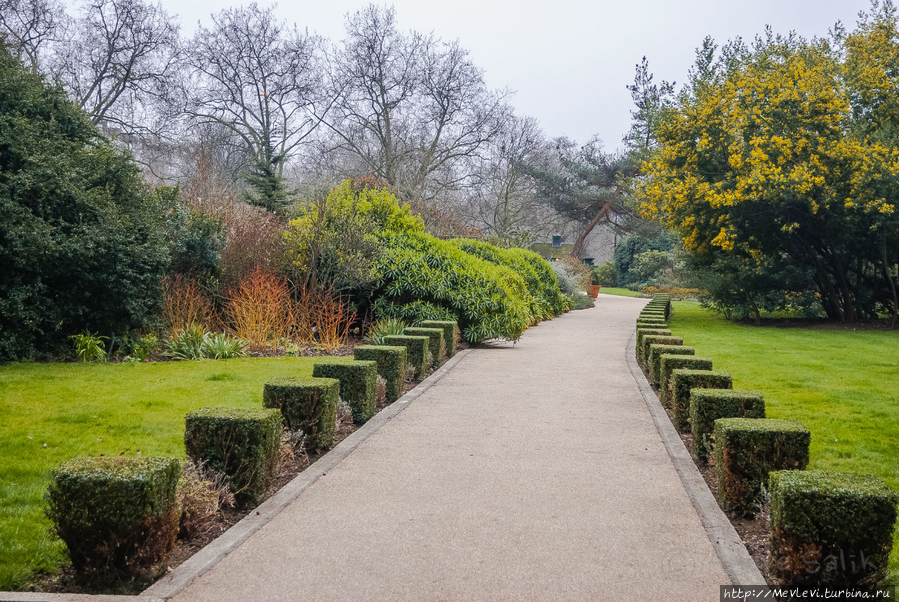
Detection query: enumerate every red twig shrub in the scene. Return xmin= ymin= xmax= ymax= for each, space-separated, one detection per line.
xmin=162 ymin=275 xmax=218 ymax=334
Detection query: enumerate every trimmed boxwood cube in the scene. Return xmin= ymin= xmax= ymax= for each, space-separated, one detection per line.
xmin=354 ymin=345 xmax=407 ymax=403
xmin=649 ymin=344 xmax=694 ymax=387
xmin=383 ymin=335 xmax=430 ymax=379
xmin=263 ymin=377 xmax=338 ymax=451
xmin=636 ymin=328 xmax=671 ymax=361
xmin=46 ymin=456 xmax=181 ymax=577
xmin=690 ymin=389 xmax=764 ymax=461
xmin=403 ymin=327 xmax=444 ymax=367
xmin=419 ymin=320 xmax=459 ymax=357
xmin=715 ymin=418 xmax=810 ymax=517
xmin=313 ymin=359 xmax=378 ymax=424
xmin=641 ymin=335 xmax=683 ymax=367
xmin=184 ymin=407 xmax=281 ymax=504
xmin=659 ymin=355 xmax=713 ymax=408
xmin=670 ymin=369 xmax=732 ymax=432
xmin=769 ymin=470 xmax=898 ymax=588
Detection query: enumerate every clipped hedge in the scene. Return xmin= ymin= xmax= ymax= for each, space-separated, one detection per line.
xmin=383 ymin=334 xmax=430 ymax=380
xmin=353 ymin=345 xmax=407 ymax=403
xmin=636 ymin=328 xmax=672 ymax=360
xmin=670 ymin=369 xmax=732 ymax=432
xmin=659 ymin=356 xmax=713 ymax=409
xmin=184 ymin=407 xmax=281 ymax=504
xmin=403 ymin=327 xmax=444 ymax=367
xmin=649 ymin=344 xmax=694 ymax=387
xmin=641 ymin=335 xmax=683 ymax=366
xmin=715 ymin=418 xmax=810 ymax=517
xmin=312 ymin=359 xmax=378 ymax=424
xmin=419 ymin=320 xmax=459 ymax=357
xmin=690 ymin=389 xmax=765 ymax=461
xmin=769 ymin=470 xmax=898 ymax=588
xmin=263 ymin=377 xmax=338 ymax=451
xmin=637 ymin=319 xmax=668 ymax=329
xmin=46 ymin=456 xmax=181 ymax=578
xmin=374 ymin=231 xmax=532 ymax=342
xmin=450 ymin=238 xmax=568 ymax=319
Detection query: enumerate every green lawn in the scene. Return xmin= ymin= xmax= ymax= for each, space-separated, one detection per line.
xmin=598 ymin=287 xmax=642 ymax=297
xmin=0 ymin=357 xmax=320 ymax=590
xmin=667 ymin=302 xmax=899 ymax=581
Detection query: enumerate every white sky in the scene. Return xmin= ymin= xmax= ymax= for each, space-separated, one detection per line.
xmin=155 ymin=0 xmax=871 ymax=151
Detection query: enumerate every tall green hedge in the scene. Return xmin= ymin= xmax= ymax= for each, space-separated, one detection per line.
xmin=45 ymin=456 xmax=180 ymax=578
xmin=403 ymin=327 xmax=444 ymax=367
xmin=383 ymin=335 xmax=430 ymax=380
xmin=419 ymin=320 xmax=459 ymax=357
xmin=373 ymin=231 xmax=532 ymax=343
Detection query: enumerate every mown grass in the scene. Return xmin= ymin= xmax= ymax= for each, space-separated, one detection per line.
xmin=597 ymin=287 xmax=642 ymax=297
xmin=0 ymin=357 xmax=318 ymax=590
xmin=668 ymin=302 xmax=899 ymax=582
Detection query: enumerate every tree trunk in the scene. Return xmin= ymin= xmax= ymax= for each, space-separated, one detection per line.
xmin=570 ymin=200 xmax=612 ymax=258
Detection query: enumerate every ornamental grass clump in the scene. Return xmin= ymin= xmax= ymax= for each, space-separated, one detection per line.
xmin=419 ymin=320 xmax=459 ymax=357
xmin=671 ymin=370 xmax=732 ymax=432
xmin=649 ymin=344 xmax=694 ymax=387
xmin=45 ymin=456 xmax=181 ymax=580
xmin=184 ymin=407 xmax=281 ymax=504
xmin=690 ymin=389 xmax=765 ymax=461
xmin=769 ymin=470 xmax=898 ymax=589
xmin=403 ymin=327 xmax=444 ymax=367
xmin=353 ymin=345 xmax=407 ymax=403
xmin=383 ymin=335 xmax=430 ymax=380
xmin=312 ymin=359 xmax=378 ymax=424
xmin=263 ymin=377 xmax=338 ymax=451
xmin=715 ymin=418 xmax=810 ymax=517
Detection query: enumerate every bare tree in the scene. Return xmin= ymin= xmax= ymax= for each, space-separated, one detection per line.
xmin=49 ymin=0 xmax=181 ymax=135
xmin=186 ymin=3 xmax=326 ymax=212
xmin=0 ymin=0 xmax=62 ymax=73
xmin=323 ymin=4 xmax=509 ymax=202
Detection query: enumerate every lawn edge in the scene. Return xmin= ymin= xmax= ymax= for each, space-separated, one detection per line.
xmin=0 ymin=349 xmax=473 ymax=602
xmin=624 ymin=328 xmax=766 ymax=587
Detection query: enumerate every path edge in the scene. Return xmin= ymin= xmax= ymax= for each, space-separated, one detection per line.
xmin=624 ymin=330 xmax=766 ymax=587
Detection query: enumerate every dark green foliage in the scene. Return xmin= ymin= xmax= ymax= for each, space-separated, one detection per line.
xmin=419 ymin=320 xmax=459 ymax=357
xmin=45 ymin=456 xmax=180 ymax=578
xmin=184 ymin=407 xmax=281 ymax=504
xmin=571 ymin=294 xmax=595 ymax=310
xmin=769 ymin=470 xmax=898 ymax=588
xmin=715 ymin=418 xmax=810 ymax=517
xmin=614 ymin=231 xmax=676 ymax=287
xmin=383 ymin=335 xmax=430 ymax=380
xmin=159 ymin=186 xmax=225 ymax=278
xmin=636 ymin=328 xmax=672 ymax=361
xmin=636 ymin=320 xmax=668 ymax=330
xmin=263 ymin=377 xmax=338 ymax=451
xmin=649 ymin=344 xmax=693 ymax=388
xmin=353 ymin=345 xmax=407 ymax=403
xmin=450 ymin=239 xmax=568 ymax=318
xmin=592 ymin=261 xmax=617 ymax=286
xmin=641 ymin=335 xmax=683 ymax=367
xmin=671 ymin=370 xmax=732 ymax=432
xmin=374 ymin=231 xmax=532 ymax=343
xmin=690 ymin=389 xmax=765 ymax=461
xmin=659 ymin=356 xmax=714 ymax=413
xmin=403 ymin=327 xmax=444 ymax=367
xmin=312 ymin=360 xmax=377 ymax=424
xmin=0 ymin=47 xmax=169 ymax=361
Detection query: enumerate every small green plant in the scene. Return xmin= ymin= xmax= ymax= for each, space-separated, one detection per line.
xmin=570 ymin=293 xmax=595 ymax=310
xmin=202 ymin=333 xmax=248 ymax=359
xmin=131 ymin=334 xmax=159 ymax=362
xmin=70 ymin=332 xmax=108 ymax=363
xmin=365 ymin=317 xmax=407 ymax=346
xmin=167 ymin=324 xmax=207 ymax=360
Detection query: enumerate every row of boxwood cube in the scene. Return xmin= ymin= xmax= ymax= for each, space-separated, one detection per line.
xmin=636 ymin=296 xmax=897 ymax=589
xmin=46 ymin=322 xmax=459 ymax=580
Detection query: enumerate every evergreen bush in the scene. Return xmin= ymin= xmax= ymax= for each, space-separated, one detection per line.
xmin=353 ymin=345 xmax=407 ymax=403
xmin=690 ymin=389 xmax=765 ymax=461
xmin=312 ymin=359 xmax=378 ymax=424
xmin=670 ymin=370 xmax=732 ymax=431
xmin=419 ymin=320 xmax=459 ymax=357
xmin=263 ymin=377 xmax=338 ymax=451
xmin=403 ymin=327 xmax=444 ymax=367
xmin=383 ymin=335 xmax=430 ymax=380
xmin=649 ymin=344 xmax=694 ymax=387
xmin=659 ymin=356 xmax=714 ymax=409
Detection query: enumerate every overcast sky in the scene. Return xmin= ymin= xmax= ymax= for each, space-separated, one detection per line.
xmin=155 ymin=0 xmax=871 ymax=151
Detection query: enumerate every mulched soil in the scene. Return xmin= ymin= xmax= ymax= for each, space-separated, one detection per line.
xmin=27 ymin=339 xmax=468 ymax=595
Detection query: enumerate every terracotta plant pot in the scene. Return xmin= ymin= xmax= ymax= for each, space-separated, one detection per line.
xmin=588 ymin=285 xmax=601 ymax=298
